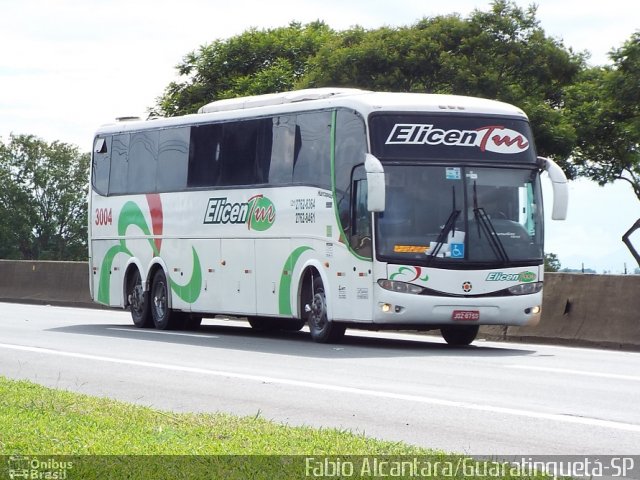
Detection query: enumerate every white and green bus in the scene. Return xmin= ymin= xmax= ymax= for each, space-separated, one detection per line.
xmin=89 ymin=88 xmax=568 ymax=345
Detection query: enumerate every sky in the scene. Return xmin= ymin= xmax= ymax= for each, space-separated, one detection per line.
xmin=1 ymin=0 xmax=639 ymax=273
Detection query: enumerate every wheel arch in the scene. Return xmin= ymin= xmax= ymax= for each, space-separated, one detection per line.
xmin=296 ymin=261 xmax=332 ymax=320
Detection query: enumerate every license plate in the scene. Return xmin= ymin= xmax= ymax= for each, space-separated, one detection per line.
xmin=452 ymin=310 xmax=480 ymax=321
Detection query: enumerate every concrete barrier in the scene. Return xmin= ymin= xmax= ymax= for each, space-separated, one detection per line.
xmin=0 ymin=259 xmax=93 ymax=308
xmin=480 ymin=273 xmax=640 ymax=350
xmin=0 ymin=260 xmax=638 ymax=349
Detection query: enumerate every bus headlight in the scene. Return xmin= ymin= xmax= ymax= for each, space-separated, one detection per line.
xmin=378 ymin=279 xmax=424 ymax=295
xmin=508 ymin=282 xmax=543 ymax=296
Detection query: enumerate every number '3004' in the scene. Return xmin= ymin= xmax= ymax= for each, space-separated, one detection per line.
xmin=95 ymin=208 xmax=113 ymax=226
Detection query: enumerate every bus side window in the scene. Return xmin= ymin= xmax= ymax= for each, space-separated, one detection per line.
xmin=268 ymin=115 xmax=295 ymax=184
xmin=254 ymin=118 xmax=273 ymax=184
xmin=352 ymin=178 xmax=372 ymax=258
xmin=188 ymin=124 xmax=222 ymax=187
xmin=92 ymin=136 xmax=111 ymax=196
xmin=109 ymin=134 xmax=130 ymax=195
xmin=129 ymin=130 xmax=158 ymax=194
xmin=293 ymin=111 xmax=332 ymax=189
xmin=218 ymin=124 xmax=248 ymax=185
xmin=157 ymin=127 xmax=189 ymax=192
xmin=218 ymin=119 xmax=267 ymax=186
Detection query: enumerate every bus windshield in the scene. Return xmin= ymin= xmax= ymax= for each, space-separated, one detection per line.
xmin=375 ymin=165 xmax=544 ymax=267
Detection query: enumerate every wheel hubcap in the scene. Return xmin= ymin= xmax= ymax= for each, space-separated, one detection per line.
xmin=153 ymin=282 xmax=166 ymax=317
xmin=131 ymin=284 xmax=144 ymax=313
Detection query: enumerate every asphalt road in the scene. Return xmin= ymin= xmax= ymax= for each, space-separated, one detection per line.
xmin=1 ymin=302 xmax=639 ymax=455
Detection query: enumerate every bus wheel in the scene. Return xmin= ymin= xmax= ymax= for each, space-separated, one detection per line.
xmin=150 ymin=269 xmax=178 ymax=330
xmin=128 ymin=269 xmax=152 ymax=328
xmin=306 ymin=276 xmax=346 ymax=343
xmin=440 ymin=325 xmax=479 ymax=346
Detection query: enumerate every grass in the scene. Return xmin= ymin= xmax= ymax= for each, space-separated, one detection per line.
xmin=0 ymin=376 xmax=548 ymax=479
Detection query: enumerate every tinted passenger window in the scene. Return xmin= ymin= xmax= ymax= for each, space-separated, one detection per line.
xmin=109 ymin=134 xmax=130 ymax=195
xmin=129 ymin=130 xmax=158 ymax=193
xmin=188 ymin=124 xmax=222 ymax=187
xmin=293 ymin=112 xmax=332 ymax=188
xmin=157 ymin=127 xmax=189 ymax=191
xmin=92 ymin=136 xmax=111 ymax=196
xmin=188 ymin=119 xmax=272 ymax=187
xmin=269 ymin=115 xmax=295 ymax=184
xmin=218 ymin=119 xmax=271 ymax=186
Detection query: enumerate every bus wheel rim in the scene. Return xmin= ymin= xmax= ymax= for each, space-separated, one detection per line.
xmin=132 ymin=283 xmax=144 ymax=314
xmin=310 ymin=292 xmax=327 ymax=329
xmin=153 ymin=281 xmax=167 ymax=318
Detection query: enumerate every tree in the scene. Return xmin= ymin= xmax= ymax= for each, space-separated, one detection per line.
xmin=565 ymin=32 xmax=640 ymax=200
xmin=154 ymin=2 xmax=584 ymax=167
xmin=0 ymin=135 xmax=89 ymax=260
xmin=154 ymin=21 xmax=336 ymax=116
xmin=544 ymin=252 xmax=561 ymax=272
xmin=300 ymin=0 xmax=583 ymax=163
xmin=0 ymin=164 xmax=32 ymax=259
xmin=564 ymin=32 xmax=640 ymax=265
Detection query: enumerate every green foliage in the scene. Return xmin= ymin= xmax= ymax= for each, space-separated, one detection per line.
xmin=149 ymin=2 xmax=636 ymax=200
xmin=565 ymin=32 xmax=640 ymax=200
xmin=0 ymin=135 xmax=89 ymax=260
xmin=155 ymin=1 xmax=583 ymax=168
xmin=154 ymin=21 xmax=335 ymax=116
xmin=301 ymin=0 xmax=582 ymax=163
xmin=543 ymin=252 xmax=561 ymax=272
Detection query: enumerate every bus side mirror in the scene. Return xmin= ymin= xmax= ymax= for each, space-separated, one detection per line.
xmin=540 ymin=156 xmax=568 ymax=220
xmin=365 ymin=154 xmax=385 ymax=212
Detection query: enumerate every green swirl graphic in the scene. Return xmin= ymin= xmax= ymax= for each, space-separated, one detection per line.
xmin=97 ymin=200 xmax=202 ymax=305
xmin=278 ymin=246 xmax=313 ymax=315
xmin=169 ymin=247 xmax=202 ymax=304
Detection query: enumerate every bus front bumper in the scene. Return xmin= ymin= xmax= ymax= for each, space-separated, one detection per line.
xmin=371 ymin=285 xmax=542 ymax=327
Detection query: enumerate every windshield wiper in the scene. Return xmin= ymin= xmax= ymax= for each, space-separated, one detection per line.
xmin=472 ymin=181 xmax=509 ymax=263
xmin=426 ymin=186 xmax=460 ymax=264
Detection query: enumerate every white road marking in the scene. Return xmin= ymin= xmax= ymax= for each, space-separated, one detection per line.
xmin=1 ymin=342 xmax=639 ymax=433
xmin=509 ymin=364 xmax=640 ymax=382
xmin=107 ymin=327 xmax=219 ymax=339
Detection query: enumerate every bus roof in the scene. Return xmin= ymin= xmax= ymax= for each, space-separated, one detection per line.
xmin=197 ymin=87 xmax=368 ymax=113
xmin=95 ymin=89 xmax=528 ymax=136
xmin=198 ymin=88 xmax=527 ymax=117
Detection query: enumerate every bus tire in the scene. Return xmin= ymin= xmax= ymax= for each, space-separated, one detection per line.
xmin=306 ymin=276 xmax=346 ymax=343
xmin=128 ymin=269 xmax=152 ymax=328
xmin=150 ymin=269 xmax=178 ymax=330
xmin=440 ymin=325 xmax=479 ymax=346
